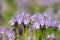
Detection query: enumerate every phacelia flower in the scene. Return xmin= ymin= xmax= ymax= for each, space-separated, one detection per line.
xmin=30 ymin=14 xmax=39 ymax=22
xmin=20 ymin=11 xmax=30 ymax=25
xmin=15 ymin=10 xmax=30 ymax=25
xmin=0 ymin=27 xmax=6 ymax=39
xmin=45 ymin=33 xmax=56 ymax=40
xmin=32 ymin=21 xmax=40 ymax=29
xmin=58 ymin=23 xmax=60 ymax=29
xmin=10 ymin=27 xmax=16 ymax=35
xmin=42 ymin=13 xmax=52 ymax=28
xmin=27 ymin=35 xmax=34 ymax=40
xmin=5 ymin=30 xmax=15 ymax=40
xmin=44 ymin=20 xmax=52 ymax=29
xmin=51 ymin=20 xmax=60 ymax=30
xmin=8 ymin=17 xmax=16 ymax=26
xmin=0 ymin=27 xmax=6 ymax=35
xmin=9 ymin=10 xmax=30 ymax=25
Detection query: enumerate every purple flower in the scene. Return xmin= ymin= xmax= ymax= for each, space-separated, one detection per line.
xmin=38 ymin=14 xmax=45 ymax=26
xmin=43 ymin=13 xmax=52 ymax=28
xmin=45 ymin=33 xmax=56 ymax=40
xmin=51 ymin=20 xmax=59 ymax=28
xmin=43 ymin=13 xmax=52 ymax=21
xmin=58 ymin=23 xmax=60 ymax=29
xmin=27 ymin=35 xmax=34 ymax=40
xmin=15 ymin=11 xmax=31 ymax=25
xmin=0 ymin=27 xmax=6 ymax=34
xmin=8 ymin=17 xmax=16 ymax=26
xmin=9 ymin=11 xmax=30 ymax=25
xmin=21 ymin=12 xmax=30 ymax=25
xmin=32 ymin=21 xmax=40 ymax=29
xmin=40 ymin=19 xmax=45 ymax=26
xmin=30 ymin=14 xmax=39 ymax=21
xmin=5 ymin=30 xmax=15 ymax=40
xmin=29 ymin=25 xmax=35 ymax=33
xmin=44 ymin=19 xmax=52 ymax=29
xmin=30 ymin=14 xmax=40 ymax=24
xmin=10 ymin=27 xmax=16 ymax=34
xmin=16 ymin=15 xmax=23 ymax=24
xmin=0 ymin=27 xmax=6 ymax=39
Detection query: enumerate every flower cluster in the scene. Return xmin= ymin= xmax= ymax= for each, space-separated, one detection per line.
xmin=7 ymin=11 xmax=60 ymax=40
xmin=8 ymin=11 xmax=30 ymax=25
xmin=0 ymin=27 xmax=15 ymax=40
xmin=8 ymin=11 xmax=60 ymax=30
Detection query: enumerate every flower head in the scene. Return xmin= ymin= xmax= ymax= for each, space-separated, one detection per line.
xmin=42 ymin=13 xmax=52 ymax=28
xmin=44 ymin=20 xmax=52 ymax=29
xmin=0 ymin=27 xmax=6 ymax=34
xmin=32 ymin=21 xmax=40 ymax=29
xmin=5 ymin=30 xmax=15 ymax=40
xmin=9 ymin=10 xmax=30 ymax=25
xmin=51 ymin=20 xmax=60 ymax=30
xmin=19 ymin=11 xmax=30 ymax=25
xmin=15 ymin=14 xmax=23 ymax=24
xmin=30 ymin=14 xmax=39 ymax=22
xmin=0 ymin=27 xmax=6 ymax=39
xmin=8 ymin=17 xmax=16 ymax=26
xmin=45 ymin=33 xmax=56 ymax=40
xmin=27 ymin=34 xmax=34 ymax=40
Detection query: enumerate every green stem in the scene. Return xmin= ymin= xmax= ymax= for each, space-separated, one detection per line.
xmin=37 ymin=30 xmax=40 ymax=40
xmin=25 ymin=25 xmax=27 ymax=40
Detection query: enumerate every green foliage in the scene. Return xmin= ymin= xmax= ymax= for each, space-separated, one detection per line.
xmin=28 ymin=3 xmax=47 ymax=13
xmin=1 ymin=0 xmax=16 ymax=26
xmin=53 ymin=3 xmax=60 ymax=13
xmin=5 ymin=0 xmax=14 ymax=5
